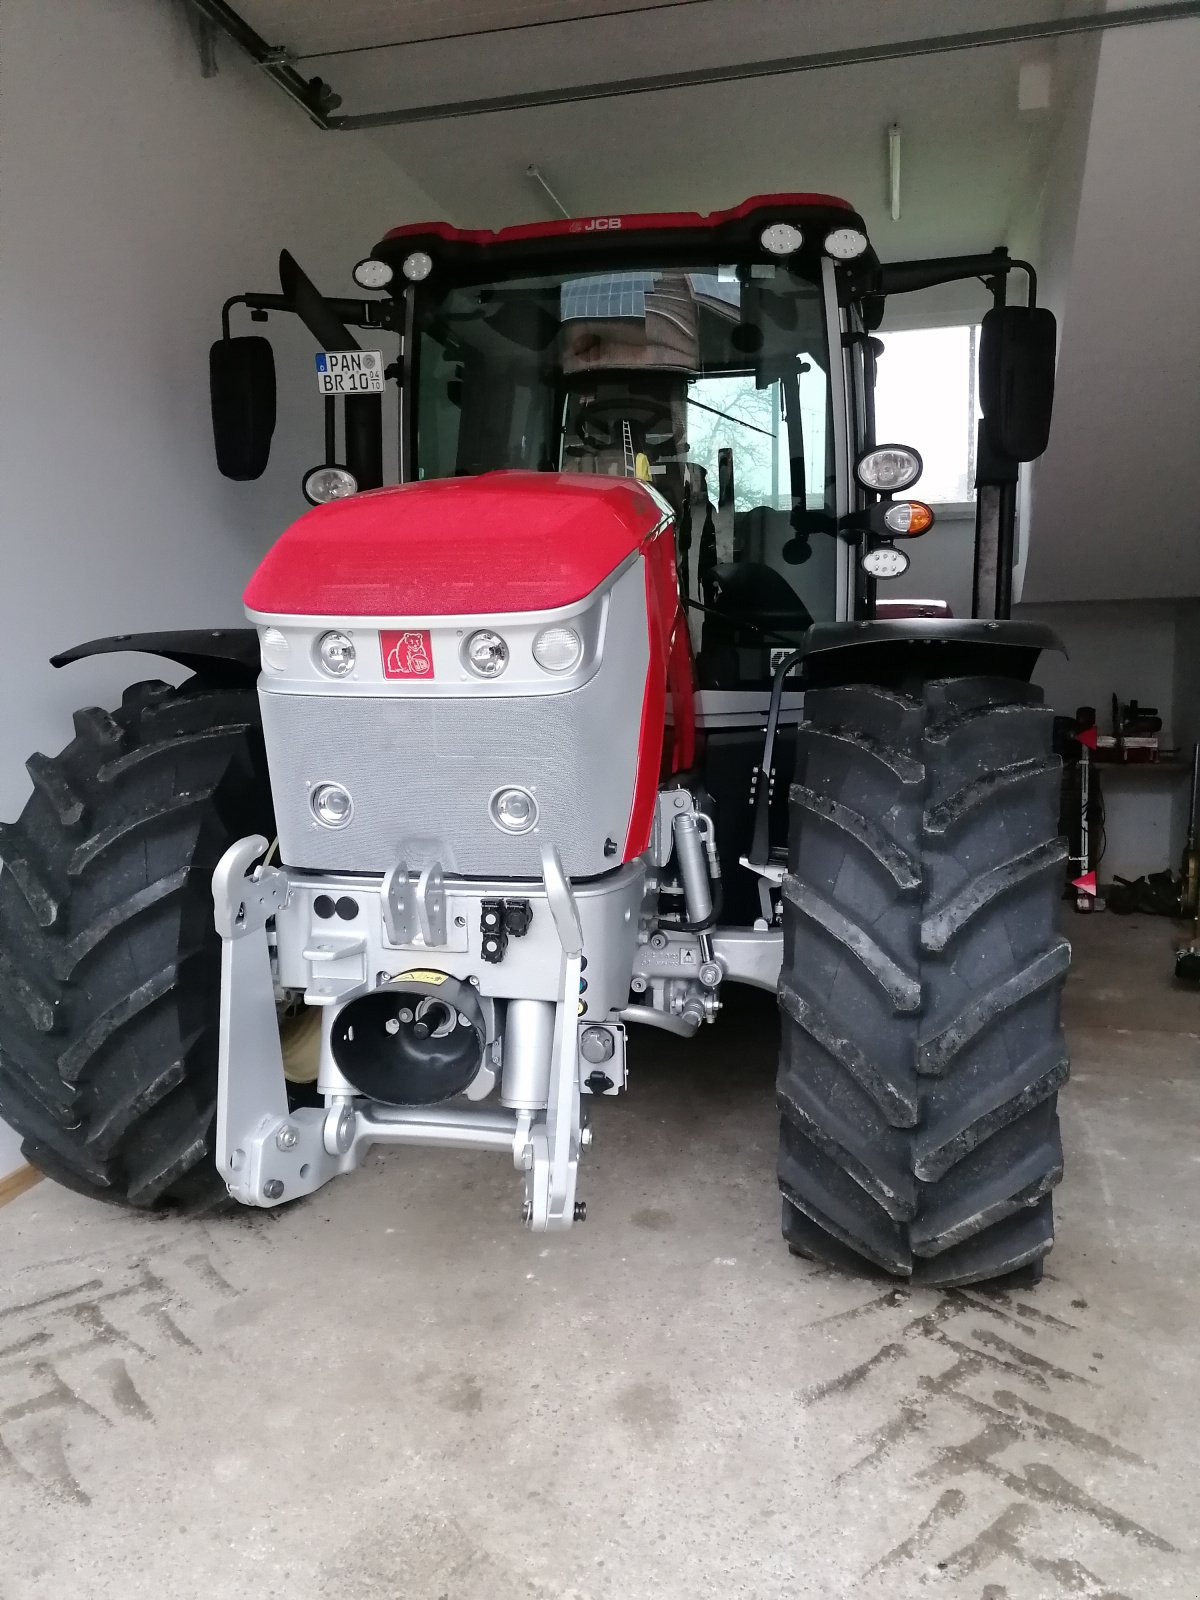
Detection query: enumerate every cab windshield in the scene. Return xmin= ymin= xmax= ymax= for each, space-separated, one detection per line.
xmin=411 ymin=260 xmax=837 ymax=688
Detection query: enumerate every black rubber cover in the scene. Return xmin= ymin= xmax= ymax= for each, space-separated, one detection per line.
xmin=798 ymin=620 xmax=1065 ymax=690
xmin=51 ymin=629 xmax=261 ymax=683
xmin=777 ymin=674 xmax=1069 ymax=1286
xmin=0 ymin=678 xmax=272 ymax=1206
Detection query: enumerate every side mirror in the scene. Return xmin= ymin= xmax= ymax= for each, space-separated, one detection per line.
xmin=209 ymin=335 xmax=276 ymax=480
xmin=979 ymin=305 xmax=1057 ymax=462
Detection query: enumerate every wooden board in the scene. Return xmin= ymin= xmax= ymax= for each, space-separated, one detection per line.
xmin=0 ymin=1164 xmax=42 ymax=1209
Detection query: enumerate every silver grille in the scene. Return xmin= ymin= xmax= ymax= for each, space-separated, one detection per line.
xmin=260 ymin=656 xmax=646 ymax=881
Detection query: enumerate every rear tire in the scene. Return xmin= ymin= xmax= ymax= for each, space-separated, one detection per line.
xmin=777 ymin=675 xmax=1069 ymax=1286
xmin=0 ymin=677 xmax=271 ymax=1208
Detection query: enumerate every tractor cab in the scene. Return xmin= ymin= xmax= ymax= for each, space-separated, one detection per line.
xmin=383 ymin=198 xmax=855 ymax=704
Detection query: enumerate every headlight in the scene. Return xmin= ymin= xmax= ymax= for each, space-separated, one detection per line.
xmin=489 ymin=787 xmax=538 ymax=834
xmin=311 ymin=782 xmax=354 ymax=828
xmin=303 ymin=465 xmax=358 ymax=505
xmin=862 ymin=545 xmax=910 ymax=579
xmin=402 ymin=251 xmax=433 ymax=281
xmin=316 ymin=631 xmax=356 ymax=677
xmin=463 ymin=630 xmax=509 ymax=678
xmin=855 ymin=445 xmax=923 ymax=493
xmin=353 ymin=257 xmax=393 ymax=289
xmin=882 ymin=500 xmax=934 ymax=536
xmin=759 ymin=222 xmax=803 ymax=256
xmin=260 ymin=628 xmax=290 ymax=672
xmin=532 ymin=625 xmax=583 ymax=674
xmin=824 ymin=226 xmax=869 ymax=260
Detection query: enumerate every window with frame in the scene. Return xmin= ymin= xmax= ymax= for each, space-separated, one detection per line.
xmin=872 ymin=325 xmax=981 ymax=505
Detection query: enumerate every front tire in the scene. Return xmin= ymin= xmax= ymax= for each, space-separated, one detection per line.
xmin=777 ymin=675 xmax=1069 ymax=1286
xmin=0 ymin=677 xmax=271 ymax=1207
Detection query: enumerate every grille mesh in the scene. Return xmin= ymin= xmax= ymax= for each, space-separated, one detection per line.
xmin=261 ymin=673 xmax=643 ymax=878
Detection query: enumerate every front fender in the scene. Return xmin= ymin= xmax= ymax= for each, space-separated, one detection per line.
xmin=798 ymin=619 xmax=1064 ymax=688
xmin=51 ymin=628 xmax=260 ymax=684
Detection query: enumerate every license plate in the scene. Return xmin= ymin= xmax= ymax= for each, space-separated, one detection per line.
xmin=315 ymin=350 xmax=384 ymax=394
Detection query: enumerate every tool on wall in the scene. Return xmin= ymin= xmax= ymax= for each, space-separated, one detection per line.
xmin=1066 ymin=707 xmax=1103 ymax=912
xmin=1180 ymin=742 xmax=1200 ymax=919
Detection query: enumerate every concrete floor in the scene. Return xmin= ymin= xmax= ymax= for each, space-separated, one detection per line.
xmin=1 ymin=914 xmax=1198 ymax=1600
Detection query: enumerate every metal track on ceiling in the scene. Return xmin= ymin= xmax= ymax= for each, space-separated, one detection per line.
xmin=184 ymin=0 xmax=1200 ymax=131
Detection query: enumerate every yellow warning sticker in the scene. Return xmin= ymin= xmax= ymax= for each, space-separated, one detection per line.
xmin=392 ymin=969 xmax=448 ymax=984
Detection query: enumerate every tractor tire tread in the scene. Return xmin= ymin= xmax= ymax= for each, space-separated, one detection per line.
xmin=778 ymin=675 xmax=1069 ymax=1286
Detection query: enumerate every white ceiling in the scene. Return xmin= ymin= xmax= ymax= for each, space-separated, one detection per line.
xmin=225 ymin=0 xmax=1110 ymax=256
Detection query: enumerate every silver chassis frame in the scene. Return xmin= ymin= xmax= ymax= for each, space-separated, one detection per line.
xmin=214 ymin=835 xmax=601 ymax=1230
xmin=213 ymin=822 xmax=783 ymax=1229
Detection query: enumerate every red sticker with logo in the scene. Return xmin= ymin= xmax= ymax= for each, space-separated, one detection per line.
xmin=380 ymin=630 xmax=434 ymax=679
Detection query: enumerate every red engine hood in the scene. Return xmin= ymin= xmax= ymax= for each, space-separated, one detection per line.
xmin=244 ymin=473 xmax=667 ymax=618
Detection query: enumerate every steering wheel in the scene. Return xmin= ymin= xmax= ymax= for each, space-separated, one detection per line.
xmin=573 ymin=393 xmax=672 ymax=452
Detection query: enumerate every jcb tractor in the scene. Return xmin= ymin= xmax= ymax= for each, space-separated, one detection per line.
xmin=0 ymin=194 xmax=1069 ymax=1286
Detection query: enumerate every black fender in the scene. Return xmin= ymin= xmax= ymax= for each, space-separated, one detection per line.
xmin=51 ymin=628 xmax=260 ymax=685
xmin=797 ymin=619 xmax=1064 ymax=689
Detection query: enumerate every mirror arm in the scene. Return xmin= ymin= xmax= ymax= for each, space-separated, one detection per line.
xmin=221 ymin=291 xmax=400 ymax=343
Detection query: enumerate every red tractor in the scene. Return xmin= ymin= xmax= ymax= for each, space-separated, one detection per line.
xmin=0 ymin=195 xmax=1069 ymax=1285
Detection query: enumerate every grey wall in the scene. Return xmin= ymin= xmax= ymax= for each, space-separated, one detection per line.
xmin=1021 ymin=15 xmax=1200 ymax=603
xmin=0 ymin=0 xmax=440 ymax=1176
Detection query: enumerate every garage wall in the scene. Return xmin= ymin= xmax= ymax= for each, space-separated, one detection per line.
xmin=1020 ymin=12 xmax=1200 ymax=603
xmin=1018 ymin=599 xmax=1186 ymax=881
xmin=0 ymin=0 xmax=441 ymax=1176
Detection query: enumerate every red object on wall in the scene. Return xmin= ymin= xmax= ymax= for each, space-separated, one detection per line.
xmin=244 ymin=473 xmax=665 ymax=618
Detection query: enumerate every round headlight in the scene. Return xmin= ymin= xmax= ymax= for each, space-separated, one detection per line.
xmin=303 ymin=465 xmax=358 ymax=505
xmin=882 ymin=500 xmax=935 ymax=537
xmin=311 ymin=782 xmax=354 ymax=828
xmin=824 ymin=226 xmax=869 ymax=260
xmin=260 ymin=628 xmax=290 ymax=673
xmin=316 ymin=631 xmax=356 ymax=677
xmin=532 ymin=625 xmax=583 ymax=674
xmin=489 ymin=787 xmax=538 ymax=834
xmin=855 ymin=445 xmax=923 ymax=494
xmin=402 ymin=251 xmax=433 ymax=282
xmin=862 ymin=545 xmax=910 ymax=579
xmin=353 ymin=257 xmax=394 ymax=289
xmin=463 ymin=630 xmax=509 ymax=678
xmin=759 ymin=222 xmax=803 ymax=256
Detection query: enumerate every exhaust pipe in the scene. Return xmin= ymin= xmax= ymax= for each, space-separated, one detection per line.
xmin=330 ymin=974 xmax=485 ymax=1105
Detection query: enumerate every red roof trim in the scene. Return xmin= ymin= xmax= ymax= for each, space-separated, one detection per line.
xmin=383 ymin=192 xmax=853 ymax=246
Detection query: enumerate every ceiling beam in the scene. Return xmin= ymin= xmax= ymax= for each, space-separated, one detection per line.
xmin=190 ymin=0 xmax=1200 ymax=132
xmin=180 ymin=0 xmax=339 ymax=126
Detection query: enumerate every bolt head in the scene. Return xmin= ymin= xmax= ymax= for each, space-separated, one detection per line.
xmin=262 ymin=1178 xmax=285 ymax=1200
xmin=521 ymin=1201 xmax=533 ymax=1222
xmin=275 ymin=1124 xmax=298 ymax=1151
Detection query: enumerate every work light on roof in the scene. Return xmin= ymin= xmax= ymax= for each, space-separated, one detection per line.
xmin=824 ymin=226 xmax=869 ymax=260
xmin=353 ymin=257 xmax=394 ymax=289
xmin=402 ymin=251 xmax=434 ymax=282
xmin=759 ymin=223 xmax=803 ymax=256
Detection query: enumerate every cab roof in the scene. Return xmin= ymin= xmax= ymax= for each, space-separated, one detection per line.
xmin=381 ymin=192 xmax=856 ymax=249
